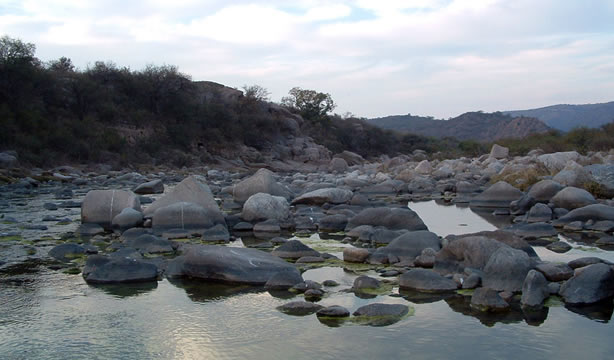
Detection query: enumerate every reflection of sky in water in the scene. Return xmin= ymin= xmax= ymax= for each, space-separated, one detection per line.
xmin=408 ymin=200 xmax=497 ymax=237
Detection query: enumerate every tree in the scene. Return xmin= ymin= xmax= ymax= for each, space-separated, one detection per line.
xmin=48 ymin=57 xmax=75 ymax=73
xmin=242 ymin=84 xmax=270 ymax=102
xmin=281 ymin=87 xmax=335 ymax=121
xmin=0 ymin=35 xmax=37 ymax=66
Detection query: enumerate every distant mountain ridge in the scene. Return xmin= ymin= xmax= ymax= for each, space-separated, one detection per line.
xmin=504 ymin=101 xmax=614 ymax=132
xmin=367 ymin=112 xmax=551 ymax=142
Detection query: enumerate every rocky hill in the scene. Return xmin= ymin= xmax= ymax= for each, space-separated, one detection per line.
xmin=504 ymin=101 xmax=614 ymax=132
xmin=367 ymin=112 xmax=551 ymax=142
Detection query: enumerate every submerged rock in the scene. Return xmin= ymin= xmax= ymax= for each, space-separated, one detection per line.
xmin=352 ymin=303 xmax=410 ymax=326
xmin=277 ymin=301 xmax=324 ymax=316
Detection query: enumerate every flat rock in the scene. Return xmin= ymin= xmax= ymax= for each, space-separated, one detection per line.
xmin=134 ymin=179 xmax=164 ymax=194
xmin=399 ymin=268 xmax=458 ymax=292
xmin=316 ymin=305 xmax=350 ymax=318
xmin=271 ymin=240 xmax=319 ymax=260
xmin=292 ymin=188 xmax=353 ymax=205
xmin=277 ymin=301 xmax=324 ymax=316
xmin=346 ymin=207 xmax=427 ymax=231
xmin=84 ymin=257 xmax=158 ymax=284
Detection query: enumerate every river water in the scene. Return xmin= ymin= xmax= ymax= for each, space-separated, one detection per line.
xmin=1 ymin=197 xmax=614 ymax=359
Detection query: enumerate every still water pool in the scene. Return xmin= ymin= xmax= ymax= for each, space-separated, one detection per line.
xmin=1 ymin=200 xmax=613 ymax=359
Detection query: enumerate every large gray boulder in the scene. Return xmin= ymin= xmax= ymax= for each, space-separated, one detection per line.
xmin=81 ymin=190 xmax=141 ymax=229
xmin=373 ymin=230 xmax=440 ymax=261
xmin=241 ymin=193 xmax=289 ymax=222
xmin=552 ymin=162 xmax=592 ymax=187
xmin=527 ymin=180 xmax=564 ymax=203
xmin=329 ymin=157 xmax=349 ymax=173
xmin=84 ymin=257 xmax=158 ymax=284
xmin=346 ymin=207 xmax=427 ymax=231
xmin=560 ymin=263 xmax=614 ymax=305
xmin=537 ymin=151 xmax=580 ymax=173
xmin=535 ymin=262 xmax=573 ymax=282
xmin=111 ymin=207 xmax=144 ymax=231
xmin=551 ymin=187 xmax=596 ymax=210
xmin=167 ymin=245 xmax=300 ymax=285
xmin=144 ymin=175 xmax=221 ymax=218
xmin=127 ymin=234 xmax=174 ymax=254
xmin=469 ymin=181 xmax=523 ymax=208
xmin=585 ymin=164 xmax=614 ymax=197
xmin=482 ymin=246 xmax=533 ymax=292
xmin=399 ymin=268 xmax=458 ymax=292
xmin=152 ymin=202 xmax=224 ymax=235
xmin=271 ymin=240 xmax=319 ymax=260
xmin=232 ymin=168 xmax=293 ymax=203
xmin=554 ymin=204 xmax=614 ymax=224
xmin=291 ymin=188 xmax=353 ymax=205
xmin=335 ymin=151 xmax=364 ymax=166
xmin=489 ymin=144 xmax=509 ymax=159
xmin=521 ymin=270 xmax=549 ymax=308
xmin=526 ymin=203 xmax=552 ymax=223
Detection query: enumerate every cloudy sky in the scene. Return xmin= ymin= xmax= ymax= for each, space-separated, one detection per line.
xmin=1 ymin=0 xmax=613 ymax=118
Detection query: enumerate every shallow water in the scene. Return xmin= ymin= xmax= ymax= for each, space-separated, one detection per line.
xmin=1 ymin=197 xmax=614 ymax=359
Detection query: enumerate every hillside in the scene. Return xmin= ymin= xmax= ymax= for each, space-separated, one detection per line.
xmin=367 ymin=112 xmax=551 ymax=142
xmin=505 ymin=101 xmax=614 ymax=131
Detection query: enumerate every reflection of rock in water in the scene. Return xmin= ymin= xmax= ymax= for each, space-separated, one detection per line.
xmin=169 ymin=278 xmax=262 ymax=302
xmin=565 ymin=301 xmax=613 ymax=323
xmin=399 ymin=288 xmax=457 ymax=304
xmin=470 ymin=208 xmax=514 ymax=229
xmin=522 ymin=306 xmax=549 ymax=326
xmin=90 ymin=281 xmax=158 ymax=298
xmin=444 ymin=295 xmax=544 ymax=327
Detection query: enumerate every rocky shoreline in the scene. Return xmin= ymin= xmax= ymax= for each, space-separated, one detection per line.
xmin=2 ymin=145 xmax=614 ymax=326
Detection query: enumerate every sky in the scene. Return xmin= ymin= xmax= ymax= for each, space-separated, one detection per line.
xmin=1 ymin=0 xmax=613 ymax=119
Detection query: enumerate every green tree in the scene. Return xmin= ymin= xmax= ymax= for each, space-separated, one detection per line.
xmin=242 ymin=84 xmax=270 ymax=102
xmin=281 ymin=86 xmax=335 ymax=122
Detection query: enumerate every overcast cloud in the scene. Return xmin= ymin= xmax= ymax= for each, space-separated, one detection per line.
xmin=1 ymin=0 xmax=613 ymax=118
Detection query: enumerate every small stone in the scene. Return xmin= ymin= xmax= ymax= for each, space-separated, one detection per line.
xmin=316 ymin=305 xmax=350 ymax=318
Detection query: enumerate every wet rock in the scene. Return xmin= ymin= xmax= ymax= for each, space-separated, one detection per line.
xmin=318 ymin=214 xmax=348 ymax=233
xmin=595 ymin=235 xmax=614 ymax=246
xmin=201 ymin=224 xmax=230 ymax=242
xmin=111 ymin=207 xmax=144 ymax=231
xmin=277 ymin=301 xmax=324 ymax=316
xmin=482 ymin=246 xmax=532 ymax=292
xmin=152 ymin=202 xmax=223 ymax=235
xmin=399 ymin=268 xmax=458 ymax=292
xmin=346 ymin=207 xmax=427 ymax=231
xmin=554 ymin=204 xmax=614 ymax=225
xmin=253 ymin=219 xmax=281 ymax=238
xmin=265 ymin=270 xmax=304 ymax=290
xmin=521 ymin=270 xmax=549 ymax=308
xmin=503 ymin=222 xmax=557 ymax=239
xmin=291 ymin=280 xmax=323 ymax=293
xmin=560 ymin=263 xmax=614 ymax=305
xmin=167 ymin=245 xmax=300 ymax=285
xmin=535 ymin=262 xmax=573 ymax=282
xmin=48 ymin=243 xmax=85 ymax=262
xmin=292 ymin=188 xmax=353 ymax=205
xmin=551 ymin=187 xmax=596 ymax=210
xmin=373 ymin=230 xmax=440 ymax=261
xmin=127 ymin=234 xmax=173 ymax=254
xmin=316 ymin=305 xmax=350 ymax=318
xmin=563 ymin=221 xmax=584 ymax=231
xmin=271 ymin=239 xmax=319 ymax=260
xmin=414 ymin=247 xmax=437 ymax=268
xmin=84 ymin=257 xmax=158 ymax=284
xmin=81 ymin=190 xmax=141 ymax=229
xmin=232 ymin=168 xmax=293 ymax=203
xmin=545 ymin=241 xmax=572 ymax=253
xmin=586 ymin=220 xmax=614 ymax=232
xmin=304 ymin=288 xmax=325 ymax=301
xmin=323 ymin=280 xmax=339 ymax=287
xmin=343 ymin=247 xmax=370 ymax=263
xmin=296 ymin=256 xmax=325 ymax=263
xmin=462 ymin=273 xmax=481 ymax=289
xmin=510 ymin=194 xmax=536 ymax=216
xmin=134 ymin=179 xmax=164 ymax=194
xmin=469 ymin=181 xmax=523 ymax=208
xmin=352 ymin=275 xmax=382 ymax=291
xmin=568 ymin=257 xmax=608 ymax=269
xmin=352 ymin=303 xmax=410 ymax=326
xmin=144 ymin=175 xmax=222 ymax=219
xmin=527 ymin=180 xmax=564 ymax=203
xmin=526 ymin=203 xmax=552 ymax=223
xmin=241 ymin=193 xmax=289 ymax=222
xmin=470 ymin=288 xmax=510 ymax=312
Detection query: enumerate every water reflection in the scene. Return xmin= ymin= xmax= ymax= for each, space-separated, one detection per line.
xmin=90 ymin=281 xmax=158 ymax=298
xmin=169 ymin=278 xmax=263 ymax=303
xmin=565 ymin=301 xmax=613 ymax=323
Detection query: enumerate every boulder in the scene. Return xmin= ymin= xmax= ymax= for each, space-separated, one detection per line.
xmin=329 ymin=157 xmax=349 ymax=173
xmin=133 ymin=179 xmax=164 ymax=194
xmin=84 ymin=257 xmax=158 ymax=284
xmin=521 ymin=270 xmax=549 ymax=308
xmin=526 ymin=203 xmax=552 ymax=223
xmin=127 ymin=234 xmax=174 ymax=254
xmin=545 ymin=241 xmax=572 ymax=253
xmin=271 ymin=240 xmax=320 ymax=260
xmin=201 ymin=224 xmax=230 ymax=242
xmin=111 ymin=207 xmax=144 ymax=231
xmin=560 ymin=263 xmax=614 ymax=305
xmin=470 ymin=288 xmax=510 ymax=312
xmin=568 ymin=257 xmax=607 ymax=269
xmin=554 ymin=204 xmax=614 ymax=224
xmin=144 ymin=175 xmax=221 ymax=218
xmin=527 ymin=180 xmax=564 ymax=203
xmin=346 ymin=207 xmax=427 ymax=231
xmin=489 ymin=144 xmax=509 ymax=159
xmin=81 ymin=190 xmax=141 ymax=229
xmin=469 ymin=181 xmax=523 ymax=208
xmin=232 ymin=168 xmax=293 ymax=203
xmin=482 ymin=246 xmax=533 ymax=292
xmin=399 ymin=268 xmax=458 ymax=292
xmin=537 ymin=151 xmax=580 ymax=173
xmin=503 ymin=222 xmax=557 ymax=239
xmin=343 ymin=248 xmax=370 ymax=263
xmin=48 ymin=243 xmax=85 ymax=262
xmin=265 ymin=270 xmax=304 ymax=290
xmin=277 ymin=301 xmax=324 ymax=316
xmin=318 ymin=214 xmax=348 ymax=232
xmin=585 ymin=164 xmax=614 ymax=196
xmin=353 ymin=275 xmax=382 ymax=292
xmin=510 ymin=194 xmax=536 ymax=215
xmin=152 ymin=202 xmax=224 ymax=235
xmin=352 ymin=303 xmax=410 ymax=326
xmin=291 ymin=188 xmax=353 ymax=205
xmin=167 ymin=245 xmax=300 ymax=285
xmin=373 ymin=230 xmax=440 ymax=261
xmin=414 ymin=160 xmax=433 ymax=175
xmin=335 ymin=150 xmax=365 ymax=166
xmin=241 ymin=193 xmax=289 ymax=222
xmin=535 ymin=262 xmax=573 ymax=282
xmin=316 ymin=306 xmax=350 ymax=318
xmin=551 ymin=187 xmax=596 ymax=210
xmin=552 ymin=162 xmax=592 ymax=187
